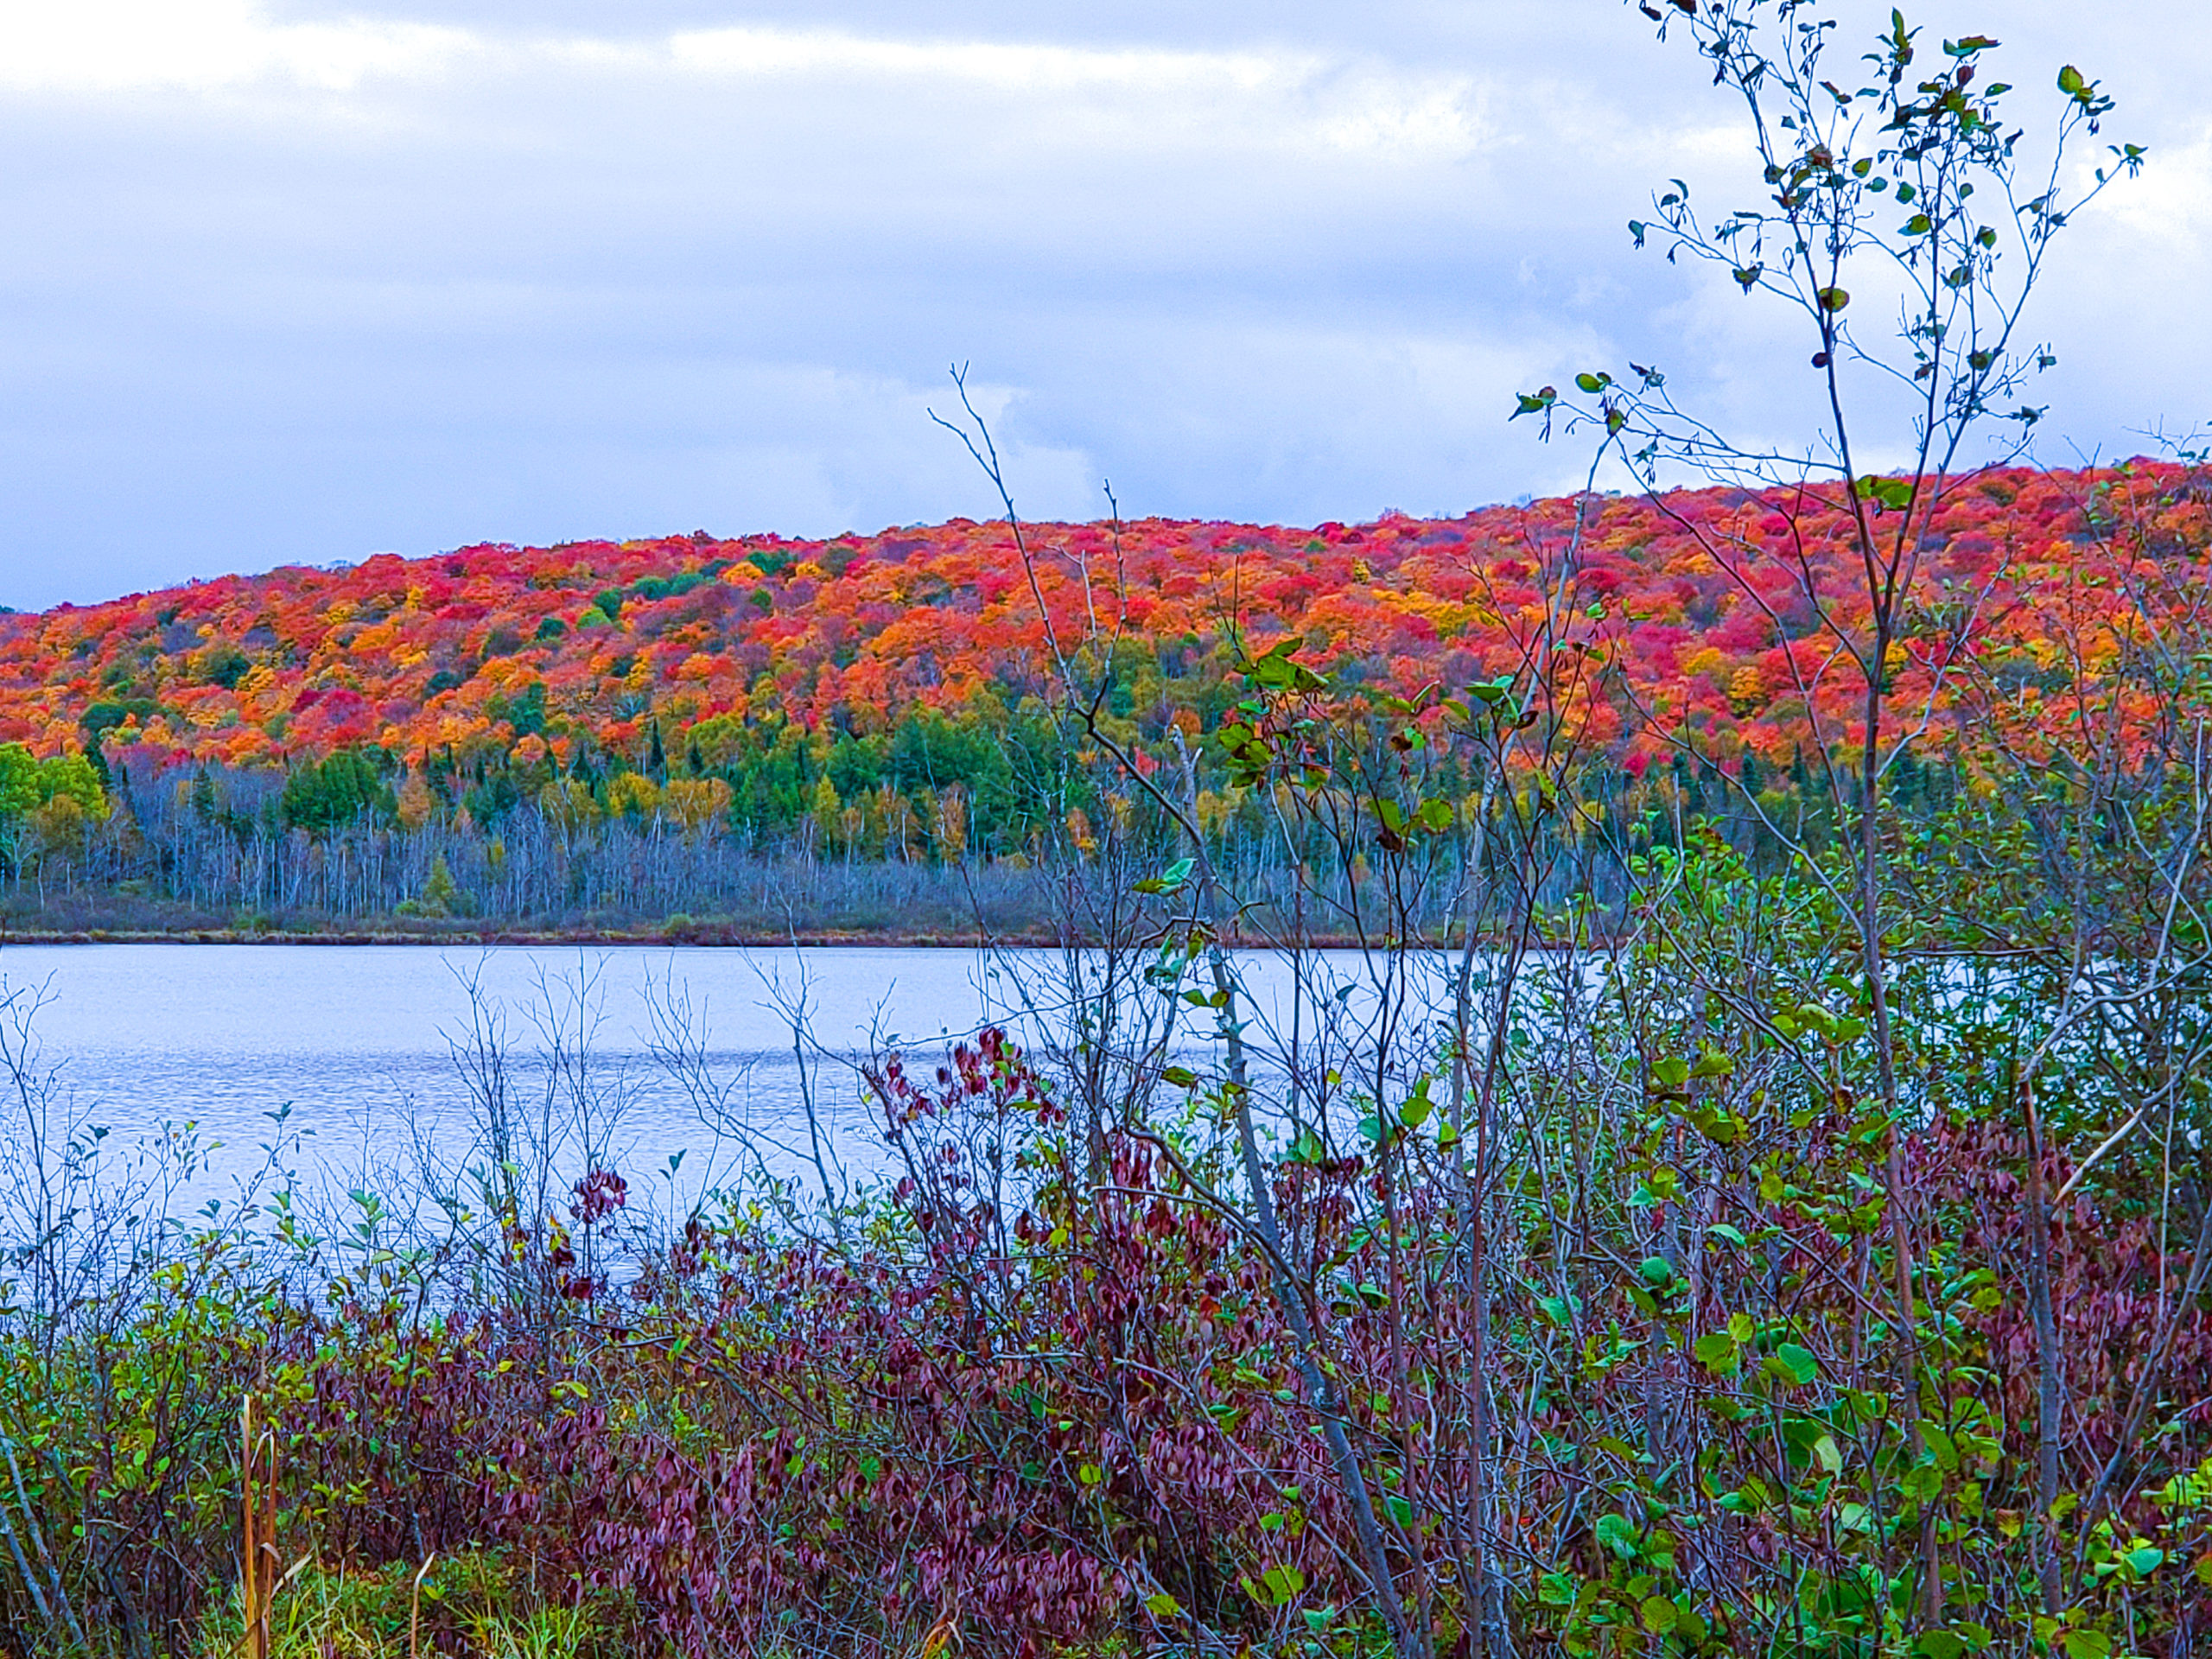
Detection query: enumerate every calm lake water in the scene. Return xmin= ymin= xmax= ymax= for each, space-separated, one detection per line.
xmin=0 ymin=943 xmax=1446 ymax=1220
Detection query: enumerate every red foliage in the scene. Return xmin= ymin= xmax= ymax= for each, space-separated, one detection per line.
xmin=4 ymin=463 xmax=2201 ymax=776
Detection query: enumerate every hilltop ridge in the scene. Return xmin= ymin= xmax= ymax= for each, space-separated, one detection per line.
xmin=3 ymin=461 xmax=2196 ymax=786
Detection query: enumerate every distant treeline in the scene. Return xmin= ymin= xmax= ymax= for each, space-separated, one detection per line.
xmin=0 ymin=703 xmax=1945 ymax=937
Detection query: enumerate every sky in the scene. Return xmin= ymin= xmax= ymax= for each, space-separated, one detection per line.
xmin=0 ymin=0 xmax=2204 ymax=610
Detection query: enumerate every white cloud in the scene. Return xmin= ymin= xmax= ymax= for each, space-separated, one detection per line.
xmin=0 ymin=3 xmax=1497 ymax=164
xmin=0 ymin=0 xmax=470 ymax=92
xmin=0 ymin=0 xmax=2202 ymax=610
xmin=2094 ymin=119 xmax=2212 ymax=248
xmin=662 ymin=27 xmax=1290 ymax=94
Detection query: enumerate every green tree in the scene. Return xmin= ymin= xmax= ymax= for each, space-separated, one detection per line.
xmin=420 ymin=853 xmax=460 ymax=915
xmin=0 ymin=744 xmax=41 ymax=819
xmin=280 ymin=751 xmax=397 ymax=836
xmin=0 ymin=745 xmax=108 ymax=822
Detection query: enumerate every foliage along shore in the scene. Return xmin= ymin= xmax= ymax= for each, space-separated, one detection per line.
xmin=0 ymin=458 xmax=2201 ymax=938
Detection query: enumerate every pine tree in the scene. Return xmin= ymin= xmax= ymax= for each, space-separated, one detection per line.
xmin=421 ymin=853 xmax=459 ymax=916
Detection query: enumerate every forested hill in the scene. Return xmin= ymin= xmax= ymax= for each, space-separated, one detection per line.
xmin=0 ymin=460 xmax=2202 ymax=796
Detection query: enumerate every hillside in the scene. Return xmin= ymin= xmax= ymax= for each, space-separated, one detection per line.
xmin=1 ymin=461 xmax=2198 ymax=793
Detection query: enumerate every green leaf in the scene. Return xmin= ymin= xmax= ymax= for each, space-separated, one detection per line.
xmin=1574 ymin=371 xmax=1608 ymax=393
xmin=1816 ymin=285 xmax=1850 ymax=312
xmin=1145 ymin=1592 xmax=1182 ymax=1618
xmin=1639 ymin=1256 xmax=1676 ymax=1288
xmin=2057 ymin=65 xmax=2086 ymax=97
xmin=2061 ymin=1631 xmax=2111 ymax=1659
xmin=1693 ymin=1331 xmax=1740 ymax=1374
xmin=1639 ymin=1596 xmax=1679 ymax=1635
xmin=1775 ymin=1343 xmax=1820 ymax=1386
xmin=1159 ymin=1065 xmax=1198 ymax=1089
xmin=1399 ymin=1093 xmax=1433 ymax=1130
xmin=1385 ymin=1492 xmax=1416 ymax=1528
xmin=1651 ymin=1055 xmax=1690 ymax=1088
xmin=1707 ymin=1223 xmax=1748 ymax=1249
xmin=1915 ymin=1635 xmax=1967 ymax=1659
xmin=1594 ymin=1513 xmax=1639 ymax=1560
xmin=1690 ymin=1049 xmax=1734 ymax=1078
xmin=1921 ymin=1421 xmax=1960 ymax=1472
xmin=1853 ymin=474 xmax=1914 ymax=512
xmin=2126 ymin=1545 xmax=2165 ymax=1575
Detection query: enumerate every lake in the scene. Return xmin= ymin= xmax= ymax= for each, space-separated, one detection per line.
xmin=0 ymin=942 xmax=1465 ymax=1223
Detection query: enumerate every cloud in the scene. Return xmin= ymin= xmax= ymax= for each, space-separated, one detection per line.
xmin=0 ymin=3 xmax=1496 ymax=164
xmin=0 ymin=0 xmax=471 ymax=93
xmin=0 ymin=0 xmax=2203 ymax=610
xmin=2095 ymin=118 xmax=2212 ymax=249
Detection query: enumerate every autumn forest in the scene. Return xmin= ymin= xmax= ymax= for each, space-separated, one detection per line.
xmin=0 ymin=459 xmax=2197 ymax=938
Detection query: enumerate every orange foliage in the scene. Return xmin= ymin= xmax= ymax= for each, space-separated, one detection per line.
xmin=4 ymin=463 xmax=2200 ymax=775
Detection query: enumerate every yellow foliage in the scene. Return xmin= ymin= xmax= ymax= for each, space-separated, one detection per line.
xmin=873 ymin=782 xmax=918 ymax=859
xmin=395 ymin=771 xmax=436 ymax=831
xmin=809 ymin=773 xmax=842 ymax=847
xmin=661 ymin=778 xmax=732 ymax=833
xmin=1728 ymin=665 xmax=1767 ymax=712
xmin=929 ymin=785 xmax=968 ymax=861
xmin=538 ymin=778 xmax=601 ymax=831
xmin=1194 ymin=788 xmax=1238 ymax=841
xmin=683 ymin=714 xmax=748 ymax=770
xmin=606 ymin=772 xmax=662 ymax=820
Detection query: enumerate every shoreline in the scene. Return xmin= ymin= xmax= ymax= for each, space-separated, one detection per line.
xmin=0 ymin=925 xmax=1042 ymax=948
xmin=0 ymin=923 xmax=1510 ymax=950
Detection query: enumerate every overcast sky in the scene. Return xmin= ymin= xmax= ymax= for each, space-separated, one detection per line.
xmin=0 ymin=0 xmax=2203 ymax=609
